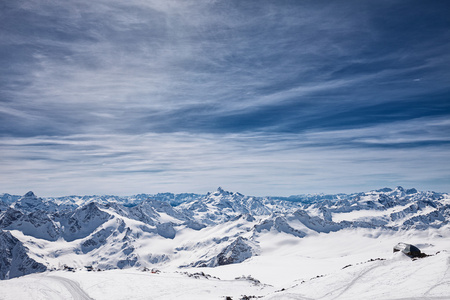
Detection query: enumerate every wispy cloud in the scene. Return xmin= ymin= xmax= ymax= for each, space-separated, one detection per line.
xmin=1 ymin=0 xmax=449 ymax=195
xmin=1 ymin=116 xmax=449 ymax=196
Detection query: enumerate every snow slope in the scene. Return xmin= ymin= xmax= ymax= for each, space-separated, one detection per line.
xmin=263 ymin=250 xmax=450 ymax=300
xmin=0 ymin=269 xmax=273 ymax=300
xmin=0 ymin=227 xmax=448 ymax=299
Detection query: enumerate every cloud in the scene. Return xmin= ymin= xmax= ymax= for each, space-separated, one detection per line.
xmin=1 ymin=0 xmax=450 ymax=195
xmin=1 ymin=115 xmax=449 ymax=196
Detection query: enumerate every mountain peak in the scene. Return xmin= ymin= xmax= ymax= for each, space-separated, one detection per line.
xmin=212 ymin=187 xmax=231 ymax=196
xmin=13 ymin=191 xmax=47 ymax=212
xmin=406 ymin=188 xmax=418 ymax=194
xmin=24 ymin=191 xmax=36 ymax=198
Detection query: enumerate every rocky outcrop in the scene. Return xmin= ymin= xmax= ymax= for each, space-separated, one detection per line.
xmin=217 ymin=237 xmax=255 ymax=266
xmin=0 ymin=230 xmax=46 ymax=280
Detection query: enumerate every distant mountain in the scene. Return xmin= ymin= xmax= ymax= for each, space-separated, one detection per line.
xmin=0 ymin=187 xmax=449 ymax=279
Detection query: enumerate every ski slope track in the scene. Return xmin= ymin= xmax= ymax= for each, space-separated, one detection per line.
xmin=46 ymin=276 xmax=94 ymax=300
xmin=0 ymin=187 xmax=449 ymax=299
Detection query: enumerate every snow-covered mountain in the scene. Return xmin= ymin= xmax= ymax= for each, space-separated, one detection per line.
xmin=0 ymin=186 xmax=449 ymax=285
xmin=0 ymin=230 xmax=46 ymax=280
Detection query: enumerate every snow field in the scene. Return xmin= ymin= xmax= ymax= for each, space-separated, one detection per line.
xmin=1 ymin=227 xmax=449 ymax=299
xmin=0 ymin=269 xmax=272 ymax=300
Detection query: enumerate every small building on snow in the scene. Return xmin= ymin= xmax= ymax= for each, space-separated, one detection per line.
xmin=393 ymin=242 xmax=422 ymax=258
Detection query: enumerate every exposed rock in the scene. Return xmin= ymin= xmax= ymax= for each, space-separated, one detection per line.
xmin=0 ymin=230 xmax=46 ymax=280
xmin=393 ymin=242 xmax=424 ymax=258
xmin=217 ymin=237 xmax=255 ymax=266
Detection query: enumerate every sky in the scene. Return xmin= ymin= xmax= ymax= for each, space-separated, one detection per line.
xmin=1 ymin=0 xmax=450 ymax=197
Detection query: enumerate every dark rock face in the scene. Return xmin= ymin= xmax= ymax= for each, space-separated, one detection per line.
xmin=156 ymin=222 xmax=176 ymax=239
xmin=217 ymin=237 xmax=254 ymax=266
xmin=183 ymin=236 xmax=255 ymax=268
xmin=0 ymin=230 xmax=47 ymax=280
xmin=393 ymin=242 xmax=423 ymax=258
xmin=0 ymin=208 xmax=23 ymax=228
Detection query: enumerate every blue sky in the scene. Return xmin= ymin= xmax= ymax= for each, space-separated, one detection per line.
xmin=1 ymin=0 xmax=449 ymax=196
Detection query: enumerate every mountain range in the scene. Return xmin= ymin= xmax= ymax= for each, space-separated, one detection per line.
xmin=1 ymin=186 xmax=449 ymax=281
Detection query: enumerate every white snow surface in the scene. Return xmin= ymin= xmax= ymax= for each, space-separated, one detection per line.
xmin=1 ymin=187 xmax=450 ymax=299
xmin=1 ymin=228 xmax=449 ymax=299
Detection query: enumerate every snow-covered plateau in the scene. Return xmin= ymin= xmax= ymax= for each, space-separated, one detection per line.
xmin=0 ymin=187 xmax=449 ymax=299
